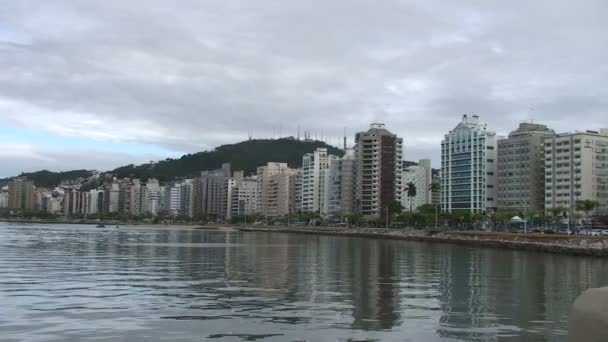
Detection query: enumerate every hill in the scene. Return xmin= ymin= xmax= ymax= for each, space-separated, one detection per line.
xmin=2 ymin=138 xmax=437 ymax=187
xmin=1 ymin=170 xmax=93 ymax=189
xmin=111 ymin=138 xmax=345 ymax=181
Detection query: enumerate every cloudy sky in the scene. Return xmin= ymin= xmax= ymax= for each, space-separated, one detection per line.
xmin=1 ymin=0 xmax=607 ymax=177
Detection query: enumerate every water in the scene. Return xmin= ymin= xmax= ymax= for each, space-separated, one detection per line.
xmin=1 ymin=223 xmax=607 ymax=341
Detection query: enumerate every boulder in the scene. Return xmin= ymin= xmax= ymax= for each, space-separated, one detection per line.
xmin=569 ymin=287 xmax=608 ymax=341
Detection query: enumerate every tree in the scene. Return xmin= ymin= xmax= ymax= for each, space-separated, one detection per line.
xmin=549 ymin=206 xmax=567 ymax=224
xmin=576 ymin=200 xmax=600 ymax=226
xmin=405 ymin=182 xmax=417 ymax=213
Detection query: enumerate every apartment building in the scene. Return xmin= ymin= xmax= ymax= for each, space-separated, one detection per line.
xmin=323 ymin=148 xmax=356 ymax=217
xmin=497 ymin=123 xmax=555 ymax=211
xmin=354 ymin=123 xmax=403 ymax=219
xmin=301 ymin=148 xmax=337 ymax=213
xmin=441 ymin=115 xmax=497 ymax=213
xmin=544 ymin=129 xmax=608 ymax=216
xmin=402 ymin=159 xmax=432 ymax=212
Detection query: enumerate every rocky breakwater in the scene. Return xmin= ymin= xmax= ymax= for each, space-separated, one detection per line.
xmin=238 ymin=226 xmax=608 ymax=257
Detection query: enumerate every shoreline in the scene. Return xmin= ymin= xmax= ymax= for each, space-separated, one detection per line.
xmin=233 ymin=225 xmax=608 ymax=257
xmin=3 ymin=219 xmax=607 ymax=257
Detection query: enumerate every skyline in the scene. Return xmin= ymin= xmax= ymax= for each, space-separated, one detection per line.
xmin=2 ymin=1 xmax=608 ymax=177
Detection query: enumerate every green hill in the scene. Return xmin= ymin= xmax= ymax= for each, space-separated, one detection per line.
xmin=1 ymin=170 xmax=93 ymax=189
xmin=111 ymin=138 xmax=344 ymax=181
xmin=3 ymin=138 xmax=437 ymax=187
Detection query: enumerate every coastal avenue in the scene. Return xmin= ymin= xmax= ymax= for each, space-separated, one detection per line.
xmin=1 ymin=222 xmax=607 ymax=341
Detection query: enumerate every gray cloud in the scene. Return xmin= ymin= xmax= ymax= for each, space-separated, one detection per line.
xmin=1 ymin=0 xmax=607 ymax=174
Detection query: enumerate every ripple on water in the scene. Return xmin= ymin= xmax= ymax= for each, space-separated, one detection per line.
xmin=1 ymin=223 xmax=606 ymax=342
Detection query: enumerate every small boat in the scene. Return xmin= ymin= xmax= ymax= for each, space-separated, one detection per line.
xmin=96 ymin=224 xmax=106 ymax=228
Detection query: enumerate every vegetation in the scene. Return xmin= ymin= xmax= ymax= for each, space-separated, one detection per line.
xmin=404 ymin=182 xmax=417 ymax=213
xmin=111 ymin=138 xmax=344 ymax=181
xmin=0 ymin=170 xmax=92 ymax=188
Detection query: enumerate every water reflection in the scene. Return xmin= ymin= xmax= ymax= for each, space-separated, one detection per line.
xmin=0 ymin=223 xmax=607 ymax=341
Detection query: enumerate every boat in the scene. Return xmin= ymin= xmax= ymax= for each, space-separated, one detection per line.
xmin=96 ymin=224 xmax=106 ymax=228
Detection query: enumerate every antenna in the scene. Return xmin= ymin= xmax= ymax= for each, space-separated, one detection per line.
xmin=343 ymin=126 xmax=347 ymax=150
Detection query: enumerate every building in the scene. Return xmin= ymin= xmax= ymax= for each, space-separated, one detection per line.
xmin=194 ymin=163 xmax=232 ymax=219
xmin=497 ymin=123 xmax=555 ymax=212
xmin=323 ymin=148 xmax=356 ymax=217
xmin=544 ymin=129 xmax=608 ymax=217
xmin=354 ymin=123 xmax=403 ymax=219
xmin=103 ymin=181 xmax=120 ymax=213
xmin=0 ymin=190 xmax=8 ymax=208
xmin=62 ymin=188 xmax=82 ymax=216
xmin=237 ymin=176 xmax=258 ymax=216
xmin=301 ymin=148 xmax=337 ymax=213
xmin=402 ymin=159 xmax=432 ymax=212
xmin=165 ymin=182 xmax=182 ymax=216
xmin=8 ymin=178 xmax=36 ymax=211
xmin=142 ymin=179 xmax=163 ymax=216
xmin=257 ymin=162 xmax=301 ymax=217
xmin=441 ymin=115 xmax=497 ymax=213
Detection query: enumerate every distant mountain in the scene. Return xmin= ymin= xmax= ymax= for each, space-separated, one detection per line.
xmin=111 ymin=138 xmax=345 ymax=181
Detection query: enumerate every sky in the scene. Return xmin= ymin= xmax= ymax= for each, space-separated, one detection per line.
xmin=1 ymin=0 xmax=607 ymax=178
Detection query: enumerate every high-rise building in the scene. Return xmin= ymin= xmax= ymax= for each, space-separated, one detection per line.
xmin=544 ymin=129 xmax=608 ymax=216
xmin=323 ymin=148 xmax=356 ymax=217
xmin=0 ymin=191 xmax=9 ymax=209
xmin=301 ymin=148 xmax=337 ymax=213
xmin=103 ymin=181 xmax=120 ymax=213
xmin=497 ymin=123 xmax=555 ymax=211
xmin=402 ymin=159 xmax=432 ymax=212
xmin=180 ymin=179 xmax=195 ymax=218
xmin=8 ymin=178 xmax=36 ymax=211
xmin=237 ymin=176 xmax=258 ymax=216
xmin=194 ymin=163 xmax=232 ymax=219
xmin=441 ymin=115 xmax=497 ymax=213
xmin=257 ymin=162 xmax=301 ymax=217
xmin=142 ymin=179 xmax=163 ymax=216
xmin=62 ymin=188 xmax=81 ymax=216
xmin=354 ymin=123 xmax=403 ymax=219
xmin=165 ymin=182 xmax=182 ymax=216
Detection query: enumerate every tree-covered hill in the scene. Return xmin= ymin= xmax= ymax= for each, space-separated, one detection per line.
xmin=1 ymin=170 xmax=93 ymax=189
xmin=111 ymin=138 xmax=344 ymax=181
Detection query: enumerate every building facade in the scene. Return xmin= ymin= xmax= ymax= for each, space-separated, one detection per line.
xmin=8 ymin=178 xmax=36 ymax=211
xmin=441 ymin=115 xmax=497 ymax=213
xmin=544 ymin=129 xmax=608 ymax=216
xmin=0 ymin=191 xmax=8 ymax=209
xmin=354 ymin=124 xmax=403 ymax=219
xmin=257 ymin=162 xmax=301 ymax=217
xmin=194 ymin=163 xmax=232 ymax=219
xmin=301 ymin=148 xmax=336 ymax=213
xmin=402 ymin=159 xmax=432 ymax=212
xmin=323 ymin=148 xmax=356 ymax=217
xmin=497 ymin=123 xmax=555 ymax=212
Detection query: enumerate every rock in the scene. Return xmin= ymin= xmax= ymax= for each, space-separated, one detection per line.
xmin=569 ymin=287 xmax=608 ymax=341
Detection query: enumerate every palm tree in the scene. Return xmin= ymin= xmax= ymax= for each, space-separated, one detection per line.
xmin=405 ymin=182 xmax=417 ymax=213
xmin=428 ymin=182 xmax=440 ymax=229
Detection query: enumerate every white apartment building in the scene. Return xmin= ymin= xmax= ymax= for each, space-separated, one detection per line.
xmin=301 ymin=148 xmax=337 ymax=213
xmin=402 ymin=159 xmax=432 ymax=212
xmin=0 ymin=191 xmax=8 ymax=208
xmin=166 ymin=183 xmax=182 ymax=216
xmin=544 ymin=129 xmax=608 ymax=216
xmin=233 ymin=176 xmax=258 ymax=217
xmin=323 ymin=148 xmax=356 ymax=217
xmin=142 ymin=179 xmax=163 ymax=215
xmin=441 ymin=115 xmax=498 ymax=213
